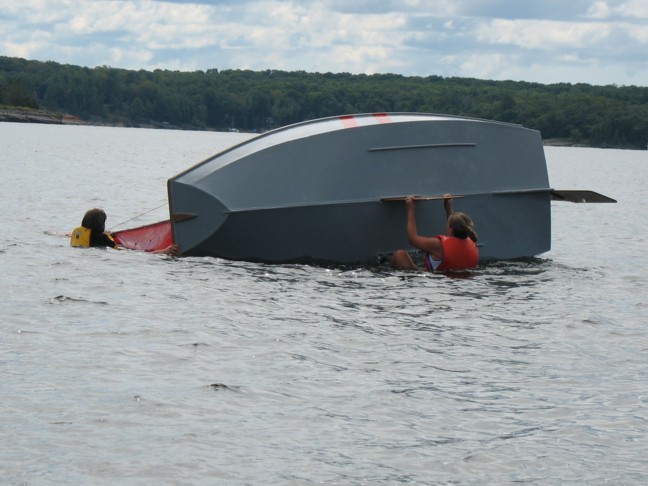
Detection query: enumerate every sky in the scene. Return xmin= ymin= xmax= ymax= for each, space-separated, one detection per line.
xmin=1 ymin=0 xmax=647 ymax=87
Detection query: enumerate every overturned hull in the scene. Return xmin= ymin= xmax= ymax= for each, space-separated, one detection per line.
xmin=168 ymin=113 xmax=552 ymax=264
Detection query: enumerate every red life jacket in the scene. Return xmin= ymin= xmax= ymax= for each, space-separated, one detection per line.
xmin=435 ymin=235 xmax=479 ymax=270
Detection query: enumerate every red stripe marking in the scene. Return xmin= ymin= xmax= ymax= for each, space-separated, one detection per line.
xmin=340 ymin=115 xmax=359 ymax=128
xmin=373 ymin=113 xmax=392 ymax=124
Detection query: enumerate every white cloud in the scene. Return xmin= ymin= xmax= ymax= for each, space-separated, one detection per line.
xmin=587 ymin=1 xmax=612 ymax=19
xmin=108 ymin=47 xmax=154 ymax=66
xmin=2 ymin=41 xmax=40 ymax=60
xmin=615 ymin=0 xmax=648 ymax=19
xmin=453 ymin=53 xmax=512 ymax=80
xmin=0 ymin=0 xmax=646 ymax=86
xmin=626 ymin=23 xmax=648 ymax=42
xmin=586 ymin=0 xmax=648 ymax=20
xmin=477 ymin=19 xmax=611 ymax=49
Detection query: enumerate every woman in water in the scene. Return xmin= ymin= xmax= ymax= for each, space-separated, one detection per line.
xmin=390 ymin=195 xmax=478 ymax=271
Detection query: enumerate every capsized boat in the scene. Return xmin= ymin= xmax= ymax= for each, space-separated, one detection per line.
xmin=163 ymin=112 xmax=613 ymax=265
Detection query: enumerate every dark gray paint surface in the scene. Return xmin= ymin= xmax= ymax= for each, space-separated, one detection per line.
xmin=168 ymin=113 xmax=550 ymax=264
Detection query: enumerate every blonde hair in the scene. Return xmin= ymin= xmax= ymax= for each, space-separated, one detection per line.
xmin=448 ymin=212 xmax=477 ymax=242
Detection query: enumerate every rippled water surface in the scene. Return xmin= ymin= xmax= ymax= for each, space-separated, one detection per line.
xmin=2 ymin=123 xmax=647 ymax=485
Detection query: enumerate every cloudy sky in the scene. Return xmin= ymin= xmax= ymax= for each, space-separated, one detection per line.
xmin=1 ymin=0 xmax=647 ymax=86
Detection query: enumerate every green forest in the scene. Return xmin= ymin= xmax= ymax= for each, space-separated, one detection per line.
xmin=1 ymin=56 xmax=647 ymax=149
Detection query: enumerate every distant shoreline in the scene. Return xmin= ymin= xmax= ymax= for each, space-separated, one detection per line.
xmin=0 ymin=107 xmax=639 ymax=149
xmin=542 ymin=138 xmax=590 ymax=148
xmin=0 ymin=107 xmax=84 ymax=125
xmin=0 ymin=107 xmax=181 ymax=130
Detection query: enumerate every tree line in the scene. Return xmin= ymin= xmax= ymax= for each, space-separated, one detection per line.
xmin=1 ymin=55 xmax=647 ymax=149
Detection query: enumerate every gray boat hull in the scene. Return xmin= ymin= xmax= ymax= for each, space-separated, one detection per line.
xmin=168 ymin=113 xmax=551 ymax=264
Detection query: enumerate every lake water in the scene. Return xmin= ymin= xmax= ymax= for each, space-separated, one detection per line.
xmin=1 ymin=123 xmax=647 ymax=485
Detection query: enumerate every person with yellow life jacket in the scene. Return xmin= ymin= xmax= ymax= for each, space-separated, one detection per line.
xmin=70 ymin=208 xmax=118 ymax=249
xmin=390 ymin=195 xmax=478 ymax=271
xmin=71 ymin=208 xmax=179 ymax=255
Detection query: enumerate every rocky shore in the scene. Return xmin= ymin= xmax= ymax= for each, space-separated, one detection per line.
xmin=0 ymin=107 xmax=177 ymax=129
xmin=542 ymin=138 xmax=590 ymax=147
xmin=0 ymin=107 xmax=83 ymax=125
